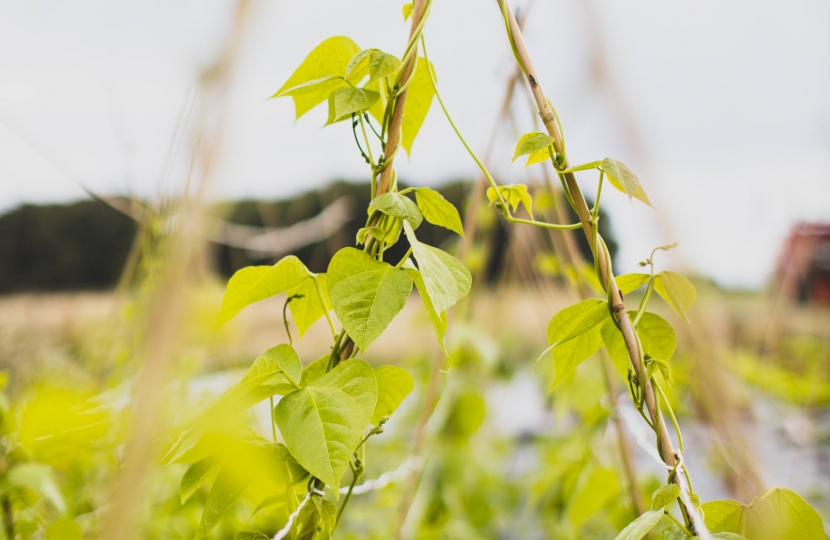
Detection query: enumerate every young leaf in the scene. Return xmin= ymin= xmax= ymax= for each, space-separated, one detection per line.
xmin=327 ymin=248 xmax=413 ymax=352
xmin=403 ymin=260 xmax=449 ymax=357
xmin=402 ymin=2 xmax=413 ymax=20
xmin=525 ymin=146 xmax=552 ymax=167
xmin=601 ymin=312 xmax=676 ymax=379
xmin=616 ymin=273 xmax=650 ymax=295
xmin=401 ymin=58 xmax=436 ymax=156
xmin=513 ymin=132 xmax=556 ymax=167
xmin=403 ymin=221 xmax=472 ymax=315
xmin=370 ymin=192 xmax=423 ymax=229
xmin=331 ymin=87 xmax=380 ymax=123
xmin=701 ymin=500 xmax=745 ymax=533
xmin=600 ymin=157 xmax=653 ymax=207
xmin=372 ymin=365 xmax=415 ymax=425
xmin=274 ymin=359 xmax=378 ymax=493
xmin=651 ymin=484 xmax=681 ymax=510
xmin=217 ymin=255 xmax=323 ymax=327
xmin=346 ymin=49 xmax=401 ymax=83
xmin=368 ymin=51 xmax=401 ymax=81
xmin=271 ymin=36 xmax=360 ymax=120
xmin=181 ymin=457 xmax=222 ymax=504
xmin=614 ymin=509 xmax=665 ymax=540
xmin=345 ymin=49 xmax=373 ymax=81
xmin=653 ymin=527 xmax=688 ymax=540
xmin=654 ymin=271 xmax=697 ymax=324
xmin=546 ymin=300 xmax=609 ymax=386
xmin=635 ymin=312 xmax=677 ymax=361
xmin=486 ymin=184 xmax=533 ymax=217
xmin=415 ymin=187 xmax=464 ymax=237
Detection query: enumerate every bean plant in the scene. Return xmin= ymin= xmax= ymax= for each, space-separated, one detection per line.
xmin=171 ymin=0 xmax=829 ymax=539
xmin=170 ymin=1 xmax=473 ymax=538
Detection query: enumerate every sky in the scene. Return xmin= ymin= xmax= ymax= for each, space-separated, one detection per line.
xmin=1 ymin=0 xmax=829 ymax=288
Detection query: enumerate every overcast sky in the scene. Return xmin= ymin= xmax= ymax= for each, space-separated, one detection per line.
xmin=1 ymin=0 xmax=829 ymax=288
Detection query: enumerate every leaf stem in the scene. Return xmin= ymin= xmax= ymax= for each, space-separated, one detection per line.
xmin=394 ymin=247 xmax=413 ymax=269
xmin=421 ymin=36 xmax=579 ymax=231
xmin=279 ymin=370 xmax=301 ymax=390
xmin=665 ymin=509 xmax=693 ymax=536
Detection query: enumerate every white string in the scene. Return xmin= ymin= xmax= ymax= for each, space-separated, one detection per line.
xmin=617 ymin=398 xmax=672 ymax=470
xmin=338 ymin=456 xmax=421 ymax=495
xmin=273 ymin=492 xmax=311 ymax=540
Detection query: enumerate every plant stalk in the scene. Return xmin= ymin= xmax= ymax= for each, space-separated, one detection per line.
xmin=495 ymin=0 xmax=705 ymax=532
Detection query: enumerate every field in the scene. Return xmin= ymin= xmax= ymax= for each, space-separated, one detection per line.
xmin=1 ymin=279 xmax=827 ymax=538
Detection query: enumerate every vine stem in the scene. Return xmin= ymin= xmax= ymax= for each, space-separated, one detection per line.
xmin=495 ymin=1 xmax=708 ymax=534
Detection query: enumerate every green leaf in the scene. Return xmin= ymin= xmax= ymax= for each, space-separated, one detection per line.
xmin=567 ymin=468 xmax=620 ymax=530
xmin=327 ymin=248 xmax=413 ymax=352
xmin=287 ymin=274 xmax=331 ymax=338
xmin=651 ymin=484 xmax=680 ymax=510
xmin=345 ymin=49 xmax=400 ymax=82
xmin=217 ymin=255 xmax=321 ymax=326
xmin=614 ymin=509 xmax=665 ymax=540
xmin=402 ymin=2 xmax=413 ymax=20
xmin=271 ymin=36 xmax=360 ymax=119
xmin=370 ymin=192 xmax=423 ymax=229
xmin=403 ymin=260 xmax=449 ymax=357
xmin=296 ymin=496 xmax=337 ymax=539
xmin=743 ymin=488 xmax=825 ymax=540
xmin=712 ymin=534 xmax=749 ymax=540
xmin=401 ymin=57 xmax=435 ymax=156
xmin=617 ymin=273 xmax=650 ymax=295
xmin=45 ymin=518 xmax=82 ymax=540
xmin=636 ymin=312 xmax=677 ymax=361
xmin=701 ymin=500 xmax=745 ymax=533
xmin=300 ymin=354 xmax=329 ymax=387
xmin=546 ymin=300 xmax=609 ymax=387
xmin=372 ymin=51 xmax=401 ymax=81
xmin=403 ymin=221 xmax=471 ymax=314
xmin=197 ymin=465 xmax=254 ymax=538
xmin=357 ymin=226 xmax=385 ymax=245
xmin=654 ymin=271 xmax=697 ymax=324
xmin=525 ymin=146 xmax=553 ymax=167
xmin=371 ymin=365 xmax=415 ymax=425
xmin=601 ymin=311 xmax=676 ymax=379
xmin=513 ymin=132 xmax=556 ymax=166
xmin=486 ymin=184 xmax=533 ymax=217
xmin=274 ymin=359 xmax=377 ymax=493
xmin=415 ymin=187 xmax=464 ymax=237
xmin=181 ymin=457 xmax=222 ymax=503
xmin=330 ymin=87 xmax=380 ymax=123
xmin=601 ymin=157 xmax=653 ymax=207
xmin=230 ymin=344 xmax=303 ymax=400
xmin=163 ymin=345 xmax=302 ymax=463
xmin=653 ymin=527 xmax=688 ymax=540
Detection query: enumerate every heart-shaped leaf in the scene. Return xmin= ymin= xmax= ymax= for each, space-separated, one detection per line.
xmin=274 ymin=359 xmax=377 ymax=493
xmin=327 ymin=248 xmax=413 ymax=352
xmin=271 ymin=36 xmax=360 ymax=120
